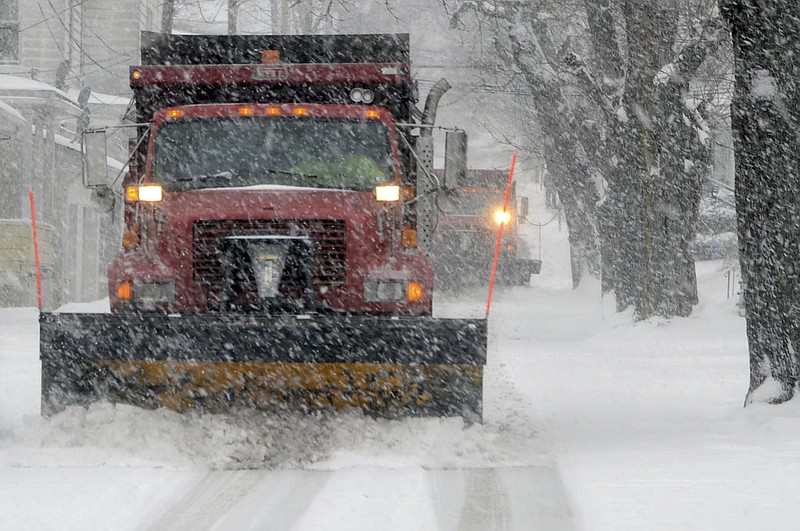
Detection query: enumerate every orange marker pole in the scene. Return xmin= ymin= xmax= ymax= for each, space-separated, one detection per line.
xmin=29 ymin=188 xmax=43 ymax=310
xmin=486 ymin=152 xmax=517 ymax=317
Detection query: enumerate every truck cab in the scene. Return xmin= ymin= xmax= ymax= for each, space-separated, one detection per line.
xmin=104 ymin=33 xmax=438 ymax=315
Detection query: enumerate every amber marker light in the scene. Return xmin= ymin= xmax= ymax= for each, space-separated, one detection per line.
xmin=407 ymin=281 xmax=423 ymax=302
xmin=493 ymin=208 xmax=511 ymax=225
xmin=401 ymin=227 xmax=418 ymax=248
xmin=375 ymin=184 xmax=400 ymax=202
xmin=131 ymin=69 xmax=142 ymax=80
xmin=117 ymin=281 xmax=133 ymax=301
xmin=265 ymin=106 xmax=282 ymax=116
xmin=121 ymin=226 xmax=140 ymax=250
xmin=166 ymin=109 xmax=183 ymax=119
xmin=238 ymin=107 xmax=255 ymax=116
xmin=126 ymin=186 xmax=139 ymax=201
xmin=293 ymin=107 xmax=309 ymax=116
xmin=365 ymin=109 xmax=381 ymax=119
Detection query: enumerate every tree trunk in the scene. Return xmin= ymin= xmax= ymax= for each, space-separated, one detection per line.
xmin=720 ymin=0 xmax=800 ymax=404
xmin=589 ymin=2 xmax=707 ymax=319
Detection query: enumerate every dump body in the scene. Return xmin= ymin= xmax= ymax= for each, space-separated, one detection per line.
xmin=40 ymin=33 xmax=486 ymax=420
xmin=433 ymin=169 xmax=541 ymax=287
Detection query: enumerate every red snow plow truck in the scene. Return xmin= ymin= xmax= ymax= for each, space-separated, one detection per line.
xmin=433 ymin=169 xmax=541 ymax=287
xmin=39 ymin=33 xmax=486 ymax=421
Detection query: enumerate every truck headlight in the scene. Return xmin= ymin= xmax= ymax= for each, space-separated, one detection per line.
xmin=375 ymin=185 xmax=400 ymax=202
xmin=134 ymin=280 xmax=175 ymax=303
xmin=126 ymin=185 xmax=163 ymax=202
xmin=116 ymin=280 xmax=175 ymax=303
xmin=364 ymin=279 xmax=405 ymax=302
xmin=493 ymin=208 xmax=511 ymax=225
xmin=364 ymin=279 xmax=424 ymax=303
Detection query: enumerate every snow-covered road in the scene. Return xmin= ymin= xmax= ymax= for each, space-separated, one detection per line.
xmin=0 ymin=285 xmax=578 ymax=530
xmin=138 ymin=465 xmax=572 ymax=530
xmin=3 ymin=199 xmax=800 ymax=530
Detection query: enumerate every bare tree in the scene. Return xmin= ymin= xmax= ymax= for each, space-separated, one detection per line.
xmin=450 ymin=2 xmax=603 ymax=287
xmin=447 ymin=0 xmax=722 ymax=319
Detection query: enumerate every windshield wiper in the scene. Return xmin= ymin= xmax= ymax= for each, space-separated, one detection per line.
xmin=175 ymin=170 xmax=235 ymax=182
xmin=265 ymin=169 xmax=321 ymax=180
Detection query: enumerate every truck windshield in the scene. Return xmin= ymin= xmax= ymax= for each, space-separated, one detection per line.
xmin=152 ymin=116 xmax=395 ymax=191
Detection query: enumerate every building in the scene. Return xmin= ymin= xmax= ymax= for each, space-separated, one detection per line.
xmin=0 ymin=0 xmax=163 ymax=308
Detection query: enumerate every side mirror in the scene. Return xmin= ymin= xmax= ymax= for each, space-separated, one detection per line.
xmin=83 ymin=130 xmax=108 ymax=187
xmin=519 ymin=196 xmax=529 ymax=222
xmin=443 ymin=130 xmax=467 ymax=189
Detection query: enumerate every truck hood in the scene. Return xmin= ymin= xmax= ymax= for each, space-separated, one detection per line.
xmin=164 ymin=186 xmax=384 ymax=222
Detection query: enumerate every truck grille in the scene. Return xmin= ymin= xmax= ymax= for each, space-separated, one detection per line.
xmin=193 ymin=219 xmax=347 ymax=290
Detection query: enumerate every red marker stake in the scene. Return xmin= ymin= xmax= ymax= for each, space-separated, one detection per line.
xmin=486 ymin=153 xmax=517 ymax=317
xmin=29 ymin=188 xmax=42 ymax=310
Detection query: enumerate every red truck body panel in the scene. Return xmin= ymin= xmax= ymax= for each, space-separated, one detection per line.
xmin=113 ymin=68 xmax=431 ymax=314
xmin=109 ymin=186 xmax=432 ymax=313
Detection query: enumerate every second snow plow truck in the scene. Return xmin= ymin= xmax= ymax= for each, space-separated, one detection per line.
xmin=433 ymin=169 xmax=541 ymax=287
xmin=40 ymin=33 xmax=487 ymax=421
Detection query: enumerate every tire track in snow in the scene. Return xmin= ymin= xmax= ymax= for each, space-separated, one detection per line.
xmin=141 ymin=470 xmax=265 ymax=531
xmin=453 ymin=465 xmax=575 ymax=531
xmin=458 ymin=467 xmax=509 ymax=530
xmin=140 ymin=469 xmax=334 ymax=531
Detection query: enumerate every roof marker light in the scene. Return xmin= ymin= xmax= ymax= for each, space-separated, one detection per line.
xmin=238 ymin=107 xmax=255 ymax=116
xmin=265 ymin=106 xmax=282 ymax=116
xmin=262 ymin=50 xmax=281 ymax=64
xmin=167 ymin=109 xmax=183 ymax=119
xmin=293 ymin=107 xmax=309 ymax=116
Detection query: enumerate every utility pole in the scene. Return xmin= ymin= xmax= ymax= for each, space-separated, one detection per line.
xmin=281 ymin=0 xmax=290 ymax=33
xmin=161 ymin=0 xmax=175 ymax=34
xmin=228 ymin=0 xmax=240 ymax=34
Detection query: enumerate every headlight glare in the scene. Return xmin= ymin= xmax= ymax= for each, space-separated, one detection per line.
xmin=493 ymin=208 xmax=511 ymax=225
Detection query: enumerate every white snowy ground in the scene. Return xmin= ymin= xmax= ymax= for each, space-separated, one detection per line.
xmin=1 ymin=187 xmax=799 ymax=530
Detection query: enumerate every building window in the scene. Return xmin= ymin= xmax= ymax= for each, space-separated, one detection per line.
xmin=0 ymin=0 xmax=19 ymax=63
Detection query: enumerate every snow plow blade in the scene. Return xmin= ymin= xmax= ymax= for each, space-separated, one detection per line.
xmin=40 ymin=313 xmax=486 ymax=420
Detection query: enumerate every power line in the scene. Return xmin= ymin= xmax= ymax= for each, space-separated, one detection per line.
xmin=42 ymin=0 xmax=131 ymax=81
xmin=19 ymin=0 xmax=89 ymax=33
